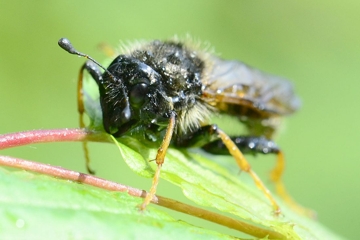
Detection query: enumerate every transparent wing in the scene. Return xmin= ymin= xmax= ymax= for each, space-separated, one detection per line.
xmin=203 ymin=57 xmax=301 ymax=116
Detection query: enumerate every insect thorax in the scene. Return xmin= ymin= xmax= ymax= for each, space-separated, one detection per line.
xmin=101 ymin=40 xmax=213 ymax=138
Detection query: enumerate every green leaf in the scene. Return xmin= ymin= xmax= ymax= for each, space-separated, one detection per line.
xmin=113 ymin=136 xmax=345 ymax=240
xmin=0 ymin=168 xmax=234 ymax=240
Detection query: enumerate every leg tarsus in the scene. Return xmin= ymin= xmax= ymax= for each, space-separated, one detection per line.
xmin=140 ymin=112 xmax=176 ymax=210
xmin=139 ymin=164 xmax=162 ymax=210
xmin=82 ymin=141 xmax=95 ymax=175
xmin=248 ymin=169 xmax=281 ymax=215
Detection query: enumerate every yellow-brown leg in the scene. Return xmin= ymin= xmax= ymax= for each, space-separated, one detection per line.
xmin=216 ymin=129 xmax=281 ymax=214
xmin=270 ymin=151 xmax=316 ymax=218
xmin=140 ymin=112 xmax=176 ymax=210
xmin=77 ymin=64 xmax=95 ymax=174
xmin=77 ymin=64 xmax=86 ymax=129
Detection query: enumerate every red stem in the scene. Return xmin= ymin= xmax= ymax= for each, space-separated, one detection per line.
xmin=0 ymin=155 xmax=283 ymax=239
xmin=0 ymin=128 xmax=284 ymax=239
xmin=0 ymin=128 xmax=110 ymax=150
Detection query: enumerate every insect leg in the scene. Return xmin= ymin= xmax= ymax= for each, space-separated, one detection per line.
xmin=140 ymin=112 xmax=176 ymax=210
xmin=174 ymin=125 xmax=220 ymax=148
xmin=215 ymin=129 xmax=281 ymax=214
xmin=202 ymin=136 xmax=280 ymax=155
xmin=270 ymin=151 xmax=316 ymax=217
xmin=203 ymin=135 xmax=315 ymax=217
xmin=176 ymin=125 xmax=280 ymax=213
xmin=203 ymin=137 xmax=289 ymax=212
xmin=77 ymin=61 xmax=103 ymax=175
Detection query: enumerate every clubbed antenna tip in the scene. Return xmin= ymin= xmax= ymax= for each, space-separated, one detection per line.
xmin=57 ymin=37 xmax=119 ymax=84
xmin=58 ymin=38 xmax=84 ymax=56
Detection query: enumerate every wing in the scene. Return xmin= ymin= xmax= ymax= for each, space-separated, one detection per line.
xmin=203 ymin=57 xmax=301 ymax=118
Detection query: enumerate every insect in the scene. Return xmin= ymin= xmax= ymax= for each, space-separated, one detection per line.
xmin=58 ymin=37 xmax=301 ymax=214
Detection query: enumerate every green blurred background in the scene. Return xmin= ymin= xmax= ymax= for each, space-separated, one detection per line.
xmin=0 ymin=1 xmax=359 ymax=239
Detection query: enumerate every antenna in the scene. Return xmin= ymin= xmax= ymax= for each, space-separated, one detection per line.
xmin=58 ymin=38 xmax=131 ymax=125
xmin=58 ymin=38 xmax=115 ymax=81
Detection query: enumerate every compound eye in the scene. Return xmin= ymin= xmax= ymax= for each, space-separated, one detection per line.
xmin=129 ymin=82 xmax=148 ymax=107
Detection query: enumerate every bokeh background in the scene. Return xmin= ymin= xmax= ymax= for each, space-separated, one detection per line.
xmin=0 ymin=1 xmax=359 ymax=239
